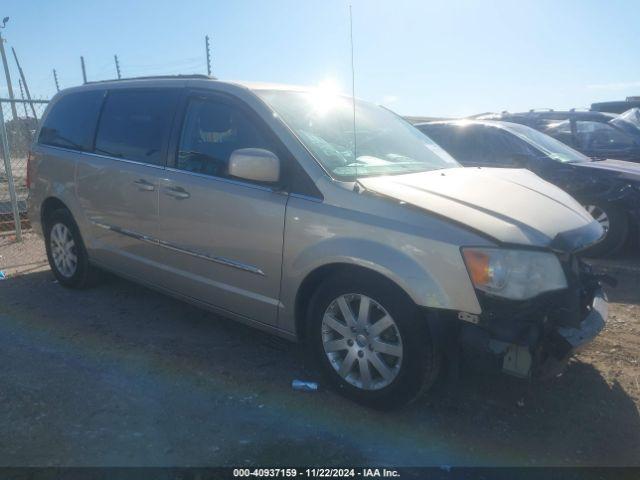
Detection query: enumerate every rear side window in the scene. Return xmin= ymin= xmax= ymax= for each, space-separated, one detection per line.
xmin=94 ymin=89 xmax=178 ymax=166
xmin=38 ymin=90 xmax=104 ymax=151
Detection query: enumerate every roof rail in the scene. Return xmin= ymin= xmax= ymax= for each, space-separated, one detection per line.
xmin=85 ymin=74 xmax=217 ymax=85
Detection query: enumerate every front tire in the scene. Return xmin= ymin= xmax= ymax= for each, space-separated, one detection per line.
xmin=582 ymin=202 xmax=628 ymax=257
xmin=307 ymin=271 xmax=440 ymax=409
xmin=44 ymin=209 xmax=93 ymax=288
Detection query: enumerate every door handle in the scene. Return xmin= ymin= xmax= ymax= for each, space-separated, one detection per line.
xmin=133 ymin=179 xmax=155 ymax=191
xmin=164 ymin=186 xmax=191 ymax=200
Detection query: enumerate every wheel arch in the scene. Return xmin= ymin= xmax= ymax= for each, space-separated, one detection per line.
xmin=294 ymin=263 xmax=416 ymax=341
xmin=41 ymin=196 xmax=72 ymax=229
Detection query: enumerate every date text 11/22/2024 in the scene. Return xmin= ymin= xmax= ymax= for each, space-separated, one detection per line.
xmin=232 ymin=468 xmax=401 ymax=477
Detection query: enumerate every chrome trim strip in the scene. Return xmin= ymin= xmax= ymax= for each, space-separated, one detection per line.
xmin=92 ymin=220 xmax=265 ymax=276
xmin=83 ymin=151 xmax=167 ymax=170
xmin=40 ymin=145 xmax=167 ymax=170
xmin=164 ymin=167 xmax=275 ymax=193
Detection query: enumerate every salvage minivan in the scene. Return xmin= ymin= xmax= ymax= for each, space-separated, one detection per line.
xmin=28 ymin=76 xmax=608 ymax=408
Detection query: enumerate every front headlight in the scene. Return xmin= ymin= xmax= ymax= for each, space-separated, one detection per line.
xmin=462 ymin=247 xmax=567 ymax=300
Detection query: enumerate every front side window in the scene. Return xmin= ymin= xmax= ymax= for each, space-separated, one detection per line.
xmin=38 ymin=90 xmax=104 ymax=151
xmin=256 ymin=89 xmax=459 ymax=179
xmin=94 ymin=89 xmax=178 ymax=165
xmin=176 ymin=98 xmax=274 ymax=179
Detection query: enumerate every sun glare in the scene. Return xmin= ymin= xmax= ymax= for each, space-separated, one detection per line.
xmin=308 ymin=78 xmax=344 ymax=116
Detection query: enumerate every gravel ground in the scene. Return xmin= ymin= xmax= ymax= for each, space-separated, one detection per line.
xmin=0 ymin=233 xmax=638 ymax=467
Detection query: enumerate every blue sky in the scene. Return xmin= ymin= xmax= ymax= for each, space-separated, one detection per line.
xmin=1 ymin=0 xmax=639 ymax=117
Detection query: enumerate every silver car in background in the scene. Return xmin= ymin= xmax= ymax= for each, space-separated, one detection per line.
xmin=28 ymin=76 xmax=607 ymax=408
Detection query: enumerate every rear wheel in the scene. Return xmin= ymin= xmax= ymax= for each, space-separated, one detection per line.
xmin=307 ymin=272 xmax=440 ymax=409
xmin=44 ymin=209 xmax=94 ymax=288
xmin=582 ymin=202 xmax=628 ymax=257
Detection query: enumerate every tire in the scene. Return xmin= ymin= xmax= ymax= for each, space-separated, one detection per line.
xmin=44 ymin=208 xmax=94 ymax=288
xmin=581 ymin=202 xmax=629 ymax=257
xmin=306 ymin=271 xmax=440 ymax=410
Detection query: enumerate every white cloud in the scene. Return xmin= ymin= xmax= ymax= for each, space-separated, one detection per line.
xmin=586 ymin=81 xmax=640 ymax=91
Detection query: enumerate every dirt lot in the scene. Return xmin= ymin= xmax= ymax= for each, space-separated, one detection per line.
xmin=0 ymin=234 xmax=638 ymax=467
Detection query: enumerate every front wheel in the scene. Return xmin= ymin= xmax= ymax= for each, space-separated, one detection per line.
xmin=307 ymin=272 xmax=440 ymax=409
xmin=581 ymin=202 xmax=628 ymax=257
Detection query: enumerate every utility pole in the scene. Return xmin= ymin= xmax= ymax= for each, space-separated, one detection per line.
xmin=0 ymin=17 xmax=18 ymax=120
xmin=114 ymin=54 xmax=121 ymax=79
xmin=18 ymin=78 xmax=27 ymax=117
xmin=53 ymin=69 xmax=60 ymax=92
xmin=80 ymin=56 xmax=87 ymax=84
xmin=11 ymin=47 xmax=37 ymax=119
xmin=205 ymin=35 xmax=212 ymax=76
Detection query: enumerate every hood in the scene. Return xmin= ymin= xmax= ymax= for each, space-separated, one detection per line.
xmin=572 ymin=159 xmax=640 ymax=182
xmin=359 ymin=167 xmax=603 ymax=252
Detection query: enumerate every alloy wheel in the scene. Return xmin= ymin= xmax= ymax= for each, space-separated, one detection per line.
xmin=584 ymin=205 xmax=611 ymax=234
xmin=50 ymin=223 xmax=78 ymax=278
xmin=321 ymin=293 xmax=403 ymax=391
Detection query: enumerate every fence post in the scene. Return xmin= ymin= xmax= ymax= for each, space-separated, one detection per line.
xmin=0 ymin=103 xmax=22 ymax=241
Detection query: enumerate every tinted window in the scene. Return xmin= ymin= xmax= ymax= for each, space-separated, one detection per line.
xmin=419 ymin=125 xmax=475 ymax=161
xmin=94 ymin=89 xmax=178 ymax=165
xmin=575 ymin=121 xmax=635 ymax=150
xmin=38 ymin=90 xmax=104 ymax=151
xmin=176 ymin=97 xmax=274 ymax=179
xmin=422 ymin=125 xmax=533 ymax=166
xmin=542 ymin=120 xmax=576 ymax=146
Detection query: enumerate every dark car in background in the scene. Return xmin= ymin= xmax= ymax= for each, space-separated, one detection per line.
xmin=592 ymin=97 xmax=640 ymax=114
xmin=475 ymin=110 xmax=640 ymax=163
xmin=417 ymin=120 xmax=640 ymax=256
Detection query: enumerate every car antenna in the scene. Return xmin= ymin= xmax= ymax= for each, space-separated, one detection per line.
xmin=349 ymin=4 xmax=360 ymax=191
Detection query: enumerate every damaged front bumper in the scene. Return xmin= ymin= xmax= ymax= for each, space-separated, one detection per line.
xmin=556 ymin=289 xmax=607 ymax=352
xmin=457 ymin=259 xmax=608 ymax=379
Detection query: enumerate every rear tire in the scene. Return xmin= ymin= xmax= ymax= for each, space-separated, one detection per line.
xmin=44 ymin=209 xmax=95 ymax=288
xmin=581 ymin=202 xmax=628 ymax=257
xmin=306 ymin=271 xmax=440 ymax=410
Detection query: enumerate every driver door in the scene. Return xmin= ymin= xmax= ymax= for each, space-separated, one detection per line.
xmin=155 ymin=91 xmax=288 ymax=326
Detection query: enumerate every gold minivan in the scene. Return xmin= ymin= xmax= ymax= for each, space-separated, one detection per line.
xmin=28 ymin=76 xmax=607 ymax=408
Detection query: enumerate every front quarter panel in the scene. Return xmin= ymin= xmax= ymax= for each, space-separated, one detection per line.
xmin=279 ymin=182 xmax=493 ymax=334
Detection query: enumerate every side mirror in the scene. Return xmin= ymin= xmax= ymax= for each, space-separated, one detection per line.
xmin=228 ymin=148 xmax=280 ymax=183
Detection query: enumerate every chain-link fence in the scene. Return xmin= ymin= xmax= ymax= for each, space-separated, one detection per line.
xmin=0 ymin=98 xmax=49 ymax=238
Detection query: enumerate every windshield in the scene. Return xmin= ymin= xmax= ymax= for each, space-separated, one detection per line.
xmin=505 ymin=122 xmax=591 ymax=163
xmin=611 ymin=108 xmax=640 ymax=134
xmin=255 ymin=89 xmax=459 ymax=179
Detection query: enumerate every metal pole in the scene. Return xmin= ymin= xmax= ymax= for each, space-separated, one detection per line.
xmin=205 ymin=35 xmax=211 ymax=76
xmin=80 ymin=56 xmax=87 ymax=84
xmin=18 ymin=78 xmax=27 ymax=117
xmin=0 ymin=104 xmax=22 ymax=241
xmin=11 ymin=47 xmax=37 ymax=119
xmin=53 ymin=69 xmax=59 ymax=92
xmin=114 ymin=54 xmax=121 ymax=79
xmin=0 ymin=31 xmax=18 ymax=120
